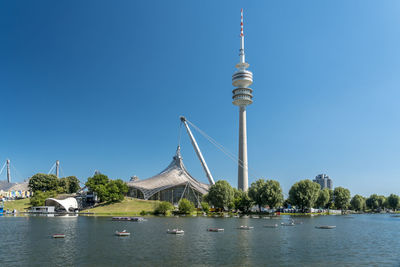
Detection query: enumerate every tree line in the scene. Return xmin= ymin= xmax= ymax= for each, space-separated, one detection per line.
xmin=202 ymin=178 xmax=400 ymax=213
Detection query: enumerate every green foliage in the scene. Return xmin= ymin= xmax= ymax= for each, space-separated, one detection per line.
xmin=233 ymin=190 xmax=253 ymax=213
xmin=154 ymin=201 xmax=174 ymax=215
xmin=316 ymin=188 xmax=330 ymax=208
xmin=201 ymin=201 xmax=210 ymax=213
xmin=30 ymin=191 xmax=57 ymax=206
xmin=105 ymin=179 xmax=129 ymax=202
xmin=85 ymin=174 xmax=128 ymax=203
xmin=28 ymin=173 xmax=59 ymax=192
xmin=248 ymin=179 xmax=283 ymax=211
xmin=207 ymin=180 xmax=234 ymax=210
xmin=327 ymin=189 xmax=335 ymax=209
xmin=59 ymin=176 xmax=81 ymax=194
xmin=178 ymin=198 xmax=195 ymax=214
xmin=366 ymin=194 xmax=386 ymax=210
xmin=248 ymin=179 xmax=266 ymax=210
xmin=288 ymin=179 xmax=320 ymax=211
xmin=263 ymin=180 xmax=284 ymax=209
xmin=366 ymin=194 xmax=379 ymax=210
xmin=387 ymin=194 xmax=400 ymax=210
xmin=333 ymin=187 xmax=351 ymax=210
xmin=350 ymin=194 xmax=366 ymax=211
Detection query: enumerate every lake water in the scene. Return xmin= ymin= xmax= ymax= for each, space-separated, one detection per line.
xmin=0 ymin=214 xmax=399 ymax=266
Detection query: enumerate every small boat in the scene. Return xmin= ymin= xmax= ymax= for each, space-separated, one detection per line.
xmin=52 ymin=234 xmax=65 ymax=238
xmin=207 ymin=228 xmax=224 ymax=232
xmin=167 ymin=229 xmax=184 ymax=234
xmin=233 ymin=215 xmax=240 ymax=218
xmin=112 ymin=217 xmax=144 ymax=222
xmin=224 ymin=214 xmax=230 ymax=218
xmin=115 ymin=230 xmax=131 ymax=236
xmin=263 ymin=224 xmax=278 ymax=228
xmin=315 ymin=225 xmax=336 ymax=229
xmin=251 ymin=215 xmax=260 ymax=219
xmin=281 ymin=222 xmax=295 ymax=226
xmin=241 ymin=215 xmax=250 ymax=218
xmin=238 ymin=225 xmax=254 ymax=230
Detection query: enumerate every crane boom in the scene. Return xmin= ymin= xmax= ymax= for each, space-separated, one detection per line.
xmin=180 ymin=116 xmax=215 ymax=185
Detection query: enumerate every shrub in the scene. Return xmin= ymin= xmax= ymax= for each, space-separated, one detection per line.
xmin=178 ymin=198 xmax=195 ymax=214
xmin=154 ymin=201 xmax=174 ymax=215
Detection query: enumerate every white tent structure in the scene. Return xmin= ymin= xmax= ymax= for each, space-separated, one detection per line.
xmin=127 ymin=147 xmax=209 ymax=206
xmin=45 ymin=197 xmax=78 ymax=212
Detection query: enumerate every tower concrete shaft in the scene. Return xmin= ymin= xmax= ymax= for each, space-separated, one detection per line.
xmin=56 ymin=160 xmax=60 ymax=178
xmin=6 ymin=159 xmax=11 ymax=183
xmin=232 ymin=9 xmax=253 ymax=191
xmin=238 ymin=106 xmax=248 ymax=191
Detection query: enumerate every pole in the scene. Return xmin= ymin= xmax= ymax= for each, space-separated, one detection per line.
xmin=180 ymin=116 xmax=215 ymax=185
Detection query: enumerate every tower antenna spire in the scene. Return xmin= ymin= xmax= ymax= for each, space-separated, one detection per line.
xmin=232 ymin=8 xmax=254 ymax=191
xmin=240 ymin=8 xmax=245 ymax=64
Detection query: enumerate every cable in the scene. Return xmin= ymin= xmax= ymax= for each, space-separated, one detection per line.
xmin=184 ymin=119 xmax=264 ymax=181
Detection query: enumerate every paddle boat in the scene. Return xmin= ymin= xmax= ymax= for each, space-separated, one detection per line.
xmin=237 ymin=225 xmax=254 ymax=230
xmin=167 ymin=229 xmax=184 ymax=234
xmin=115 ymin=230 xmax=131 ymax=236
xmin=315 ymin=225 xmax=336 ymax=229
xmin=263 ymin=224 xmax=278 ymax=228
xmin=52 ymin=234 xmax=65 ymax=238
xmin=281 ymin=222 xmax=295 ymax=226
xmin=112 ymin=217 xmax=144 ymax=222
xmin=207 ymin=228 xmax=224 ymax=232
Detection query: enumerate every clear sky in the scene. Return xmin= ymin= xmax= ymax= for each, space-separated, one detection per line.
xmin=1 ymin=0 xmax=400 ymax=197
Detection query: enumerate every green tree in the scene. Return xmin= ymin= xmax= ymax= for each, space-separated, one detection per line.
xmin=387 ymin=194 xmax=400 ymax=210
xmin=377 ymin=195 xmax=387 ymax=209
xmin=350 ymin=194 xmax=366 ymax=211
xmin=154 ymin=201 xmax=174 ymax=215
xmin=288 ymin=179 xmax=320 ymax=211
xmin=30 ymin=190 xmax=57 ymax=206
xmin=58 ymin=176 xmax=81 ymax=194
xmin=233 ymin=190 xmax=253 ymax=213
xmin=178 ymin=198 xmax=195 ymax=214
xmin=201 ymin=201 xmax=210 ymax=213
xmin=207 ymin=180 xmax=234 ymax=210
xmin=85 ymin=174 xmax=127 ymax=203
xmin=248 ymin=179 xmax=267 ymax=211
xmin=106 ymin=179 xmax=128 ymax=202
xmin=316 ymin=188 xmax=330 ymax=208
xmin=66 ymin=176 xmax=80 ymax=193
xmin=327 ymin=189 xmax=335 ymax=209
xmin=28 ymin=173 xmax=59 ymax=192
xmin=366 ymin=194 xmax=380 ymax=210
xmin=333 ymin=187 xmax=351 ymax=210
xmin=263 ymin=180 xmax=284 ymax=209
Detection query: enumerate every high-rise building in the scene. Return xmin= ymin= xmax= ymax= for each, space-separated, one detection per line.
xmin=232 ymin=9 xmax=253 ymax=191
xmin=313 ymin=174 xmax=333 ymax=190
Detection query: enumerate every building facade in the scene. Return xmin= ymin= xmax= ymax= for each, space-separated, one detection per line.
xmin=313 ymin=174 xmax=333 ymax=190
xmin=127 ymin=147 xmax=209 ymax=206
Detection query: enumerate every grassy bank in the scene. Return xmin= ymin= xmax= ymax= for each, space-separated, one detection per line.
xmin=3 ymin=198 xmax=31 ymax=212
xmin=81 ymin=197 xmax=158 ymax=216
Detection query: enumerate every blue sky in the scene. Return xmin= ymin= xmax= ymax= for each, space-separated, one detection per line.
xmin=1 ymin=1 xmax=400 ymax=197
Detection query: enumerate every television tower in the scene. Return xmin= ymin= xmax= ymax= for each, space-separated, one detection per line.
xmin=232 ymin=9 xmax=253 ymax=191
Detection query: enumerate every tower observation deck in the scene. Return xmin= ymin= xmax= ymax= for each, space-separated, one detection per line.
xmin=232 ymin=9 xmax=253 ymax=191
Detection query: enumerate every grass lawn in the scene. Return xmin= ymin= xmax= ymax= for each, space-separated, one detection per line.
xmin=3 ymin=198 xmax=31 ymax=212
xmin=82 ymin=197 xmax=158 ymax=216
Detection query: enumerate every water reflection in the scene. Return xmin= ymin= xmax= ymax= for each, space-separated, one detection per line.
xmin=1 ymin=215 xmax=400 ymax=266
